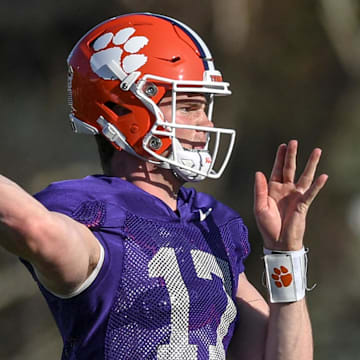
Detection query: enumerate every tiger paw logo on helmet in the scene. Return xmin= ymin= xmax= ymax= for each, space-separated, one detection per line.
xmin=90 ymin=27 xmax=149 ymax=80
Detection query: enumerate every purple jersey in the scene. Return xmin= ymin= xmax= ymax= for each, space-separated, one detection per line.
xmin=24 ymin=175 xmax=250 ymax=359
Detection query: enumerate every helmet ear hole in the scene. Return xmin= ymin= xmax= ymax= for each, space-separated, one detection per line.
xmin=104 ymin=102 xmax=132 ymax=116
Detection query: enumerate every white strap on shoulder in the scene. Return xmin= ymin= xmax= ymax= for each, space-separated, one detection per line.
xmin=263 ymin=247 xmax=312 ymax=303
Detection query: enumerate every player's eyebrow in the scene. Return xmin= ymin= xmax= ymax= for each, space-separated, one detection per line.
xmin=177 ymin=98 xmax=207 ymax=105
xmin=159 ymin=95 xmax=208 ymax=107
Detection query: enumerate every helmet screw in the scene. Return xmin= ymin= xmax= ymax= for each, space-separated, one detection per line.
xmin=130 ymin=124 xmax=139 ymax=134
xmin=149 ymin=136 xmax=162 ymax=150
xmin=145 ymin=83 xmax=158 ymax=97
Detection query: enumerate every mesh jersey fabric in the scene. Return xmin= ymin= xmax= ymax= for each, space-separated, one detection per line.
xmin=23 ymin=175 xmax=250 ymax=360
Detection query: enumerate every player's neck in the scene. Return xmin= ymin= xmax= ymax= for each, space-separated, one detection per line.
xmin=133 ymin=177 xmax=180 ymax=211
xmin=110 ymin=151 xmax=183 ymax=211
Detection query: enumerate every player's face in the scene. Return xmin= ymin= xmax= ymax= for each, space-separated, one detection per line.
xmin=158 ymin=93 xmax=212 ymax=150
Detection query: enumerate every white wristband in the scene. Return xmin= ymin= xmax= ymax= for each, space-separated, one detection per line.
xmin=263 ymin=247 xmax=311 ymax=303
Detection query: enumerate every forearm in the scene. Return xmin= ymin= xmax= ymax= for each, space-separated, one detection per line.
xmin=265 ymin=299 xmax=313 ymax=360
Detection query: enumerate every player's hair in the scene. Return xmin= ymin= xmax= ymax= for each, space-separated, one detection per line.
xmin=95 ymin=134 xmax=115 ymax=175
xmin=94 ymin=103 xmax=131 ymax=175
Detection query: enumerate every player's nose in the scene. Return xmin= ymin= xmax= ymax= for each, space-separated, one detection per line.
xmin=196 ymin=110 xmax=213 ymax=128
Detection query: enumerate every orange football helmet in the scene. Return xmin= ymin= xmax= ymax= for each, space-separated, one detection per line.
xmin=67 ymin=13 xmax=235 ymax=181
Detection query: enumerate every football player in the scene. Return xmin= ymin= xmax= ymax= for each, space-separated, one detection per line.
xmin=0 ymin=13 xmax=327 ymax=359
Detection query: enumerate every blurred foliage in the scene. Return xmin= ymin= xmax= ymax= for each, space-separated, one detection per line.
xmin=0 ymin=0 xmax=359 ymax=359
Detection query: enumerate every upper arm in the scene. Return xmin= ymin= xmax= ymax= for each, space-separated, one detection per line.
xmin=227 ymin=273 xmax=270 ymax=360
xmin=29 ymin=211 xmax=101 ymax=296
xmin=0 ymin=176 xmax=101 ymax=296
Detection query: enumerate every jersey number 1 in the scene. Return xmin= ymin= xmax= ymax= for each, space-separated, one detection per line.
xmin=148 ymin=247 xmax=237 ymax=360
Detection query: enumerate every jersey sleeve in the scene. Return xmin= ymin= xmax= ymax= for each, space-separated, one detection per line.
xmin=34 ymin=181 xmax=100 ymax=218
xmin=231 ymin=218 xmax=250 ymax=275
xmin=220 ymin=217 xmax=251 ymax=277
xmin=29 ymin=180 xmax=126 ymax=300
xmin=22 ymin=181 xmax=128 ymax=353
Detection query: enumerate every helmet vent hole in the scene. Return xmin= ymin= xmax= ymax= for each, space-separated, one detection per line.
xmin=171 ymin=56 xmax=181 ymax=63
xmin=104 ymin=102 xmax=131 ymax=116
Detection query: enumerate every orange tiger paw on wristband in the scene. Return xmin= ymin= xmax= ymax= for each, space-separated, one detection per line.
xmin=271 ymin=266 xmax=293 ymax=288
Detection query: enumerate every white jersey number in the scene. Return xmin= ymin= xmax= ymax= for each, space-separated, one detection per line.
xmin=148 ymin=247 xmax=237 ymax=360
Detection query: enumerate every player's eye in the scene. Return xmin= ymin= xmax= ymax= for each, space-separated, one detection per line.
xmin=177 ymin=105 xmax=194 ymax=113
xmin=177 ymin=103 xmax=205 ymax=113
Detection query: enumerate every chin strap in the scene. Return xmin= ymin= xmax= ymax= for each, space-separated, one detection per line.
xmin=263 ymin=247 xmax=315 ymax=303
xmin=169 ymin=138 xmax=211 ymax=182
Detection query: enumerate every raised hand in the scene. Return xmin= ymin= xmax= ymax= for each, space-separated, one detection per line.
xmin=254 ymin=140 xmax=328 ymax=251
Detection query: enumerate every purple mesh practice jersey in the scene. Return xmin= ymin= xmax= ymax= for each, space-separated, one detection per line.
xmin=24 ymin=175 xmax=250 ymax=360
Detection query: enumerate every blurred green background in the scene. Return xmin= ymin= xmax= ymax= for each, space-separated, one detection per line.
xmin=1 ymin=0 xmax=359 ymax=359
